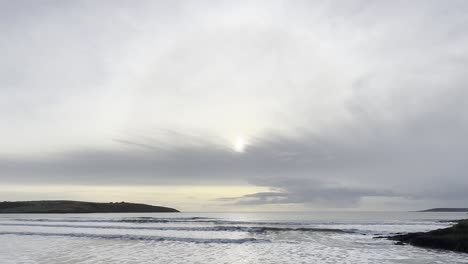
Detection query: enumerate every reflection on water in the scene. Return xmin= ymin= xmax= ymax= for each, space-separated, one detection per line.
xmin=0 ymin=212 xmax=466 ymax=264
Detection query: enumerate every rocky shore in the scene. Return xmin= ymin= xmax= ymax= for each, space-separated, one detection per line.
xmin=387 ymin=219 xmax=468 ymax=253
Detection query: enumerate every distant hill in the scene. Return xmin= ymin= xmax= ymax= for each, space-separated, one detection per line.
xmin=418 ymin=208 xmax=468 ymax=212
xmin=0 ymin=200 xmax=179 ymax=213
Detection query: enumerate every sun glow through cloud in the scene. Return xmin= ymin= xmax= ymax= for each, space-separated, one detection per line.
xmin=233 ymin=137 xmax=247 ymax=153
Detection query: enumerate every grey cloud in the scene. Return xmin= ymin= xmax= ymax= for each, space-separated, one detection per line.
xmin=1 ymin=83 xmax=468 ymax=206
xmin=1 ymin=85 xmax=468 ymax=207
xmin=1 ymin=0 xmax=468 ymax=208
xmin=216 ymin=185 xmax=394 ymax=208
xmin=217 ymin=192 xmax=289 ymax=205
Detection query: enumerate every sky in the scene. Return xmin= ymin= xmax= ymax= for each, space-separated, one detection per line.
xmin=1 ymin=0 xmax=468 ymax=212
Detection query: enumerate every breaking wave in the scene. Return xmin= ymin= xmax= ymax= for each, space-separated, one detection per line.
xmin=0 ymin=231 xmax=267 ymax=244
xmin=0 ymin=223 xmax=350 ymax=233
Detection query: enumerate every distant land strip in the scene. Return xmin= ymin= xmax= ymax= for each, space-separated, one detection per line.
xmin=417 ymin=208 xmax=468 ymax=212
xmin=0 ymin=200 xmax=179 ymax=213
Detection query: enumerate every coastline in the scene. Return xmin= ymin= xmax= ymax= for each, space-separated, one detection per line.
xmin=0 ymin=200 xmax=179 ymax=214
xmin=386 ymin=219 xmax=468 ymax=253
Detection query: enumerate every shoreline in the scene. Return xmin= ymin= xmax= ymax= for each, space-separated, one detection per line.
xmin=385 ymin=219 xmax=468 ymax=253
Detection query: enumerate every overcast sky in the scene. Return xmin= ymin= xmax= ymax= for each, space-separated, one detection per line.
xmin=1 ymin=0 xmax=468 ymax=211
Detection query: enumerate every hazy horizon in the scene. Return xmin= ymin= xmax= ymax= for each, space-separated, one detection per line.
xmin=1 ymin=0 xmax=468 ymax=212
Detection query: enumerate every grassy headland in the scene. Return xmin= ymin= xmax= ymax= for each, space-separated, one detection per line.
xmin=0 ymin=200 xmax=179 ymax=213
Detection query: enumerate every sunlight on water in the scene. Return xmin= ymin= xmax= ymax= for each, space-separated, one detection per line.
xmin=0 ymin=212 xmax=466 ymax=264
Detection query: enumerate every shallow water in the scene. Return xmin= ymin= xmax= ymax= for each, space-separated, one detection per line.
xmin=0 ymin=212 xmax=467 ymax=263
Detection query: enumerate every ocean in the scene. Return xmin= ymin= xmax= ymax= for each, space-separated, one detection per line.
xmin=0 ymin=212 xmax=466 ymax=263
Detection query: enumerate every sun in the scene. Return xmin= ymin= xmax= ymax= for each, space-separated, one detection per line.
xmin=233 ymin=137 xmax=246 ymax=153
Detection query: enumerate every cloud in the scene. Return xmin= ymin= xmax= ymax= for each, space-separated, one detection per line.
xmin=1 ymin=85 xmax=468 ymax=206
xmin=216 ymin=186 xmax=394 ymax=208
xmin=1 ymin=1 xmax=468 ymax=208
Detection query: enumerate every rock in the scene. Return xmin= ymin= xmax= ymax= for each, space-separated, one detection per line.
xmin=387 ymin=219 xmax=468 ymax=253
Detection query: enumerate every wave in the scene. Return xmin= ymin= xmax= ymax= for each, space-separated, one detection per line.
xmin=4 ymin=218 xmax=310 ymax=226
xmin=5 ymin=217 xmax=440 ymax=225
xmin=0 ymin=231 xmax=267 ymax=244
xmin=10 ymin=218 xmax=388 ymax=227
xmin=0 ymin=223 xmax=350 ymax=233
xmin=117 ymin=218 xmax=324 ymax=226
xmin=6 ymin=217 xmax=214 ymax=224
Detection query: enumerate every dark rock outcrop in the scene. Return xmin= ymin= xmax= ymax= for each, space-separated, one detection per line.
xmin=0 ymin=200 xmax=179 ymax=213
xmin=387 ymin=219 xmax=468 ymax=253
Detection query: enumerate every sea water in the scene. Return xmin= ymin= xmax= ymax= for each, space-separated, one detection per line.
xmin=0 ymin=212 xmax=466 ymax=263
